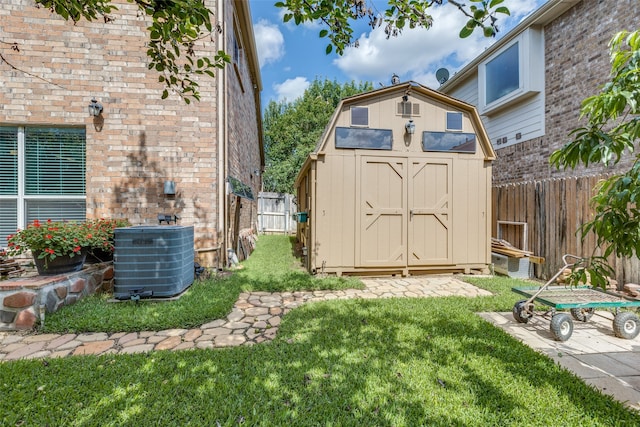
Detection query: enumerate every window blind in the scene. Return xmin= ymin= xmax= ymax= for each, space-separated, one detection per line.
xmin=0 ymin=199 xmax=18 ymax=247
xmin=25 ymin=127 xmax=86 ymax=195
xmin=0 ymin=127 xmax=18 ymax=196
xmin=25 ymin=200 xmax=86 ymax=223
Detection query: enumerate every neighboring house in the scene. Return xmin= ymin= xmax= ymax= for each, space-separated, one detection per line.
xmin=295 ymin=81 xmax=495 ymax=277
xmin=440 ymin=0 xmax=640 ymax=282
xmin=0 ymin=0 xmax=264 ymax=268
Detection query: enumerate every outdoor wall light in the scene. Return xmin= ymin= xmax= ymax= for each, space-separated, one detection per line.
xmin=405 ymin=119 xmax=415 ymax=135
xmin=88 ymin=98 xmax=103 ymax=117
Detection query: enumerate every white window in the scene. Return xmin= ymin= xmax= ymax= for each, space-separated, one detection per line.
xmin=478 ymin=28 xmax=544 ymax=115
xmin=350 ymin=107 xmax=368 ymax=127
xmin=0 ymin=126 xmax=86 ymax=244
xmin=446 ymin=112 xmax=463 ymax=131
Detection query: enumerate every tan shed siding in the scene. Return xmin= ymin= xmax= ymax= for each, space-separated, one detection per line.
xmin=451 ymin=158 xmax=490 ymax=265
xmin=298 ymin=83 xmax=492 ymax=275
xmin=314 ymin=154 xmax=357 ymax=270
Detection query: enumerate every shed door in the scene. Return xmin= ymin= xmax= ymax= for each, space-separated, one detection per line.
xmin=357 ymin=156 xmax=452 ymax=268
xmin=357 ymin=157 xmax=407 ymax=267
xmin=408 ymin=159 xmax=452 ymax=265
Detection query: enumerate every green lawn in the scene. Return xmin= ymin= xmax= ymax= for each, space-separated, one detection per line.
xmin=41 ymin=235 xmax=362 ymax=333
xmin=1 ymin=236 xmax=639 ymax=425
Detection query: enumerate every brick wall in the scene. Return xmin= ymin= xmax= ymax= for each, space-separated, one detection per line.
xmin=492 ymin=0 xmax=640 ymax=185
xmin=225 ymin=3 xmax=262 ymax=233
xmin=0 ymin=0 xmax=262 ymax=250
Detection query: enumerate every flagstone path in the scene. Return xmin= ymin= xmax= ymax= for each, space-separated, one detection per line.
xmin=0 ymin=276 xmax=490 ymax=361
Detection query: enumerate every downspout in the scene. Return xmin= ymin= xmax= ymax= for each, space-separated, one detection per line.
xmin=217 ymin=0 xmax=227 ymax=269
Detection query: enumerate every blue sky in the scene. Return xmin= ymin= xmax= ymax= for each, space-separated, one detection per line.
xmin=250 ymin=0 xmax=547 ymax=106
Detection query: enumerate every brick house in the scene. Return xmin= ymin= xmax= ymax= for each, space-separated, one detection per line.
xmin=0 ymin=0 xmax=263 ymax=267
xmin=440 ymin=0 xmax=640 ymax=281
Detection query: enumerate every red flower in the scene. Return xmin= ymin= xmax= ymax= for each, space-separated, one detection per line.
xmin=45 ymin=248 xmax=55 ymax=255
xmin=33 ymin=220 xmax=41 ymax=227
xmin=45 ymin=234 xmax=53 ymax=240
xmin=86 ymin=234 xmax=93 ymax=239
xmin=73 ymin=246 xmax=81 ymax=253
xmin=47 ymin=219 xmax=52 ymax=223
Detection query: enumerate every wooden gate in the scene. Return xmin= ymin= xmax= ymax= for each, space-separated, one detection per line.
xmin=357 ymin=156 xmax=452 ymax=268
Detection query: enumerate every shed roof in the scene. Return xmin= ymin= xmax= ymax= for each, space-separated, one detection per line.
xmin=296 ymin=81 xmax=495 ymax=186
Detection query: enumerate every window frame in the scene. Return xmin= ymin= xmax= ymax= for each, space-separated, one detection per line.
xmin=335 ymin=127 xmax=393 ymax=150
xmin=445 ymin=112 xmax=464 ymax=132
xmin=0 ymin=126 xmax=86 ymax=244
xmin=421 ymin=131 xmax=476 ymax=154
xmin=350 ymin=106 xmax=369 ymax=127
xmin=478 ymin=28 xmax=544 ymax=115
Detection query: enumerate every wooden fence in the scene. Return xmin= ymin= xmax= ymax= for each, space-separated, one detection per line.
xmin=257 ymin=192 xmax=297 ymax=235
xmin=493 ymin=174 xmax=640 ymax=285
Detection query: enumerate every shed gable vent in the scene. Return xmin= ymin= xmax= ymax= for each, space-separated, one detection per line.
xmin=397 ymin=102 xmax=420 ymax=116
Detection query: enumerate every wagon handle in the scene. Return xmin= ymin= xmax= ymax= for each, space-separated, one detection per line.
xmin=524 ymin=254 xmax=586 ymax=306
xmin=561 ymin=254 xmax=585 ymax=266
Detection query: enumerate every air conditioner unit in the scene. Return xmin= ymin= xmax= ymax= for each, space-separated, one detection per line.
xmin=114 ymin=225 xmax=194 ymax=300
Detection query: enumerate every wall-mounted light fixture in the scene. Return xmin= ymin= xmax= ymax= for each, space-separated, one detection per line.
xmin=88 ymin=98 xmax=103 ymax=117
xmin=405 ymin=119 xmax=415 ymax=135
xmin=163 ymin=180 xmax=176 ymax=196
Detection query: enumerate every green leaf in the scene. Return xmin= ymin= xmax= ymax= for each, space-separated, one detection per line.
xmin=460 ymin=26 xmax=474 ymax=38
xmin=495 ymin=6 xmax=510 ymax=15
xmin=319 ymin=29 xmax=328 ymax=38
xmin=325 ymin=44 xmax=333 ymax=54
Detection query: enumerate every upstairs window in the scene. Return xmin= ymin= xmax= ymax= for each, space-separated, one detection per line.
xmin=478 ymin=28 xmax=543 ymax=115
xmin=485 ymin=43 xmax=519 ymax=105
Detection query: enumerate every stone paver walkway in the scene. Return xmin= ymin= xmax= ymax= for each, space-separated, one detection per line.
xmin=480 ymin=310 xmax=640 ymax=411
xmin=0 ymin=276 xmax=490 ymax=361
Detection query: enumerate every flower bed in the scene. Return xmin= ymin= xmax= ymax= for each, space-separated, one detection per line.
xmin=6 ymin=219 xmax=129 ymax=275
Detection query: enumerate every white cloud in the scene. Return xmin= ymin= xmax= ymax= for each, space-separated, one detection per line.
xmin=254 ymin=19 xmax=285 ymax=67
xmin=333 ymin=0 xmax=542 ymax=86
xmin=274 ymin=77 xmax=310 ymax=102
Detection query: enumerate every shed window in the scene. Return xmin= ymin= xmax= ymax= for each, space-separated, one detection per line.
xmin=446 ymin=112 xmax=463 ymax=131
xmin=422 ymin=132 xmax=475 ymax=153
xmin=335 ymin=127 xmax=392 ymax=150
xmin=350 ymin=107 xmax=368 ymax=126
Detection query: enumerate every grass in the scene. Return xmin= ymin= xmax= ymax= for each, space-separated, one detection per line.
xmin=42 ymin=235 xmax=362 ymax=333
xmin=2 ymin=236 xmax=639 ymax=425
xmin=2 ymin=295 xmax=639 ymax=425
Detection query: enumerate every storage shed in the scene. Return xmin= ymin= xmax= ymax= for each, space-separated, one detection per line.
xmin=295 ymin=81 xmax=496 ymax=276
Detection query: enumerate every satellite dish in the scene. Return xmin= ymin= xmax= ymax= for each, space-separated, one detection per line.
xmin=436 ymin=68 xmax=450 ymax=85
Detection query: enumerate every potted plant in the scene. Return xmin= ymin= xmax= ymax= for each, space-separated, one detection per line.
xmin=85 ymin=218 xmax=130 ymax=263
xmin=6 ymin=220 xmax=89 ymax=274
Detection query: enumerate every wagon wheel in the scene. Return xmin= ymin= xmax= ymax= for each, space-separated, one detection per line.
xmin=550 ymin=313 xmax=573 ymax=341
xmin=512 ymin=300 xmax=533 ymax=324
xmin=570 ymin=307 xmax=595 ymax=322
xmin=613 ymin=312 xmax=640 ymax=339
